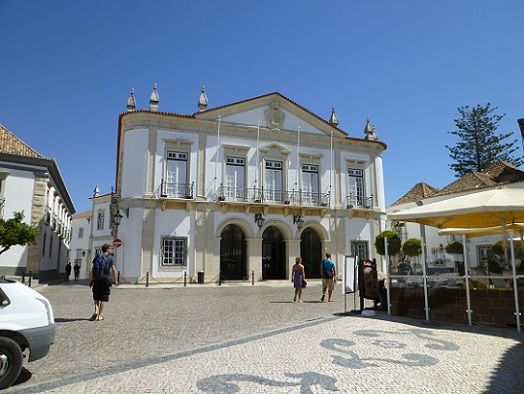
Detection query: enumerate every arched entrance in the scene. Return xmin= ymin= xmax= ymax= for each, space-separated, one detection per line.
xmin=220 ymin=224 xmax=247 ymax=280
xmin=300 ymin=227 xmax=322 ymax=278
xmin=262 ymin=226 xmax=286 ymax=280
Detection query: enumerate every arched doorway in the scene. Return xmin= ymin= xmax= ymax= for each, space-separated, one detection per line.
xmin=262 ymin=226 xmax=286 ymax=280
xmin=300 ymin=227 xmax=322 ymax=278
xmin=220 ymin=224 xmax=247 ymax=280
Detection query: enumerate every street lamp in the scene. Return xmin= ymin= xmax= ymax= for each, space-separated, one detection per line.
xmin=254 ymin=213 xmax=265 ymax=229
xmin=113 ymin=210 xmax=124 ymax=226
xmin=293 ymin=214 xmax=304 ymax=229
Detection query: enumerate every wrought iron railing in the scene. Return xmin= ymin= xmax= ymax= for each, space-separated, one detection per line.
xmin=160 ymin=181 xmax=194 ymax=199
xmin=216 ymin=185 xmax=330 ymax=206
xmin=346 ymin=193 xmax=373 ymax=209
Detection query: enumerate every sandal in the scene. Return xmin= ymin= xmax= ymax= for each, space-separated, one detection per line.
xmin=89 ymin=313 xmax=98 ymax=321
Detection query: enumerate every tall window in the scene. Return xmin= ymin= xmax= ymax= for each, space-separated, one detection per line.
xmin=161 ymin=237 xmax=187 ymax=266
xmin=347 ymin=168 xmax=364 ymax=207
xmin=477 ymin=245 xmax=491 ymax=272
xmin=302 ymin=164 xmax=319 ymax=204
xmin=265 ymin=160 xmax=283 ymax=202
xmin=225 ymin=157 xmax=245 ymax=200
xmin=351 ymin=240 xmax=369 ymax=260
xmin=49 ymin=235 xmax=53 ymax=257
xmin=97 ymin=209 xmax=105 ymax=230
xmin=78 ymin=227 xmax=84 ymax=239
xmin=165 ymin=151 xmax=188 ymax=197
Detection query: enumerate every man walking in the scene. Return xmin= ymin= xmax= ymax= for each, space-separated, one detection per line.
xmin=320 ymin=253 xmax=336 ymax=302
xmin=65 ymin=262 xmax=72 ymax=281
xmin=89 ymin=244 xmax=118 ymax=321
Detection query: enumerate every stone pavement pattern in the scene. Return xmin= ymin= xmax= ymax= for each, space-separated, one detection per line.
xmin=7 ymin=282 xmax=524 ymax=393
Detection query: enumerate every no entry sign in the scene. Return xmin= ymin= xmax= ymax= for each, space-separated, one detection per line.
xmin=113 ymin=238 xmax=123 ymax=248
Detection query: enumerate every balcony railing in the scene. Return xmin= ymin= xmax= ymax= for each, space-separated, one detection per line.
xmin=160 ymin=181 xmax=194 ymax=199
xmin=346 ymin=193 xmax=373 ymax=209
xmin=216 ymin=185 xmax=330 ymax=206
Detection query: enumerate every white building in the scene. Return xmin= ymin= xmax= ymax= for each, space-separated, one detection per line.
xmin=69 ymin=210 xmax=91 ymax=280
xmin=96 ymin=87 xmax=387 ymax=284
xmin=0 ymin=124 xmax=75 ymax=280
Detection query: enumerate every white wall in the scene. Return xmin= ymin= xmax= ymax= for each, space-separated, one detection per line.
xmin=121 ymin=129 xmax=149 ymax=198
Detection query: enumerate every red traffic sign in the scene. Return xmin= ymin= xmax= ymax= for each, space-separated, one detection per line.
xmin=113 ymin=238 xmax=123 ymax=248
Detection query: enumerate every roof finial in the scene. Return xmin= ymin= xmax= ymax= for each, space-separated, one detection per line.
xmin=198 ymin=85 xmax=208 ymax=112
xmin=364 ymin=118 xmax=378 ymax=140
xmin=149 ymin=83 xmax=159 ymax=112
xmin=329 ymin=107 xmax=340 ymax=127
xmin=127 ymin=88 xmax=136 ymax=111
xmin=93 ymin=184 xmax=100 ymax=198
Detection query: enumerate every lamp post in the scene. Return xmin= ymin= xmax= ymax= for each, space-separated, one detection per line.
xmin=293 ymin=214 xmax=304 ymax=229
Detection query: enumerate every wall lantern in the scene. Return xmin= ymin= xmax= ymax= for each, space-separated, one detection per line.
xmin=293 ymin=214 xmax=304 ymax=229
xmin=254 ymin=213 xmax=265 ymax=229
xmin=112 ymin=208 xmax=129 ymax=227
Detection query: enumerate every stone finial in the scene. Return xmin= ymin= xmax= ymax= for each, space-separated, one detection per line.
xmin=329 ymin=107 xmax=340 ymax=127
xmin=127 ymin=88 xmax=136 ymax=111
xmin=93 ymin=184 xmax=100 ymax=198
xmin=149 ymin=83 xmax=159 ymax=112
xmin=364 ymin=118 xmax=378 ymax=140
xmin=198 ymin=85 xmax=208 ymax=112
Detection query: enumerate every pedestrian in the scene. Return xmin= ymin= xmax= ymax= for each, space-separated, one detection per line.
xmin=320 ymin=253 xmax=336 ymax=302
xmin=73 ymin=263 xmax=80 ymax=281
xmin=65 ymin=262 xmax=72 ymax=281
xmin=89 ymin=244 xmax=118 ymax=321
xmin=291 ymin=256 xmax=306 ymax=303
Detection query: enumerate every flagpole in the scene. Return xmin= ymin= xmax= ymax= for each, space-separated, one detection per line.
xmin=214 ymin=116 xmax=221 ymax=198
xmin=296 ymin=126 xmax=301 ymax=195
xmin=256 ymin=121 xmax=260 ymax=193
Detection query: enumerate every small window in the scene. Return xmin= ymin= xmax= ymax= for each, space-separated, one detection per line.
xmin=97 ymin=209 xmax=105 ymax=230
xmin=351 ymin=241 xmax=369 ymax=260
xmin=226 ymin=157 xmax=245 ymax=166
xmin=167 ymin=151 xmax=188 ymax=160
xmin=266 ymin=160 xmax=282 ymax=169
xmin=161 ymin=237 xmax=187 ymax=266
xmin=78 ymin=227 xmax=84 ymax=239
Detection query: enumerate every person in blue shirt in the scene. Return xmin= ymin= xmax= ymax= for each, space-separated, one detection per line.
xmin=320 ymin=253 xmax=336 ymax=302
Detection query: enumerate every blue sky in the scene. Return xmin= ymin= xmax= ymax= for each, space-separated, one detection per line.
xmin=1 ymin=0 xmax=523 ymax=213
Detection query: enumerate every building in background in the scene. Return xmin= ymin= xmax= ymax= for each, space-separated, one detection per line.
xmin=94 ymin=87 xmax=387 ymax=284
xmin=69 ymin=210 xmax=91 ymax=280
xmin=387 ymin=160 xmax=524 ymax=271
xmin=0 ymin=124 xmax=75 ymax=280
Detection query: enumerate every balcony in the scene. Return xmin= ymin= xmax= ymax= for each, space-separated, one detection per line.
xmin=160 ymin=181 xmax=194 ymax=199
xmin=216 ymin=185 xmax=330 ymax=207
xmin=346 ymin=193 xmax=373 ymax=209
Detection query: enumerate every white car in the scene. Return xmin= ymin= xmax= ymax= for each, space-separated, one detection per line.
xmin=0 ymin=277 xmax=55 ymax=389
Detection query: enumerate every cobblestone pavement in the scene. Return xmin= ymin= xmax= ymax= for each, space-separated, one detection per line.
xmin=7 ymin=281 xmax=524 ymax=393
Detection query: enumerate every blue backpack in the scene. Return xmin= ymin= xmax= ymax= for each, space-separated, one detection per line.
xmin=93 ymin=254 xmax=111 ymax=283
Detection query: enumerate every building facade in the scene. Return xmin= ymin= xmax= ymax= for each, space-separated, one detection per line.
xmin=0 ymin=124 xmax=75 ymax=279
xmin=101 ymin=88 xmax=387 ymax=284
xmin=69 ymin=210 xmax=91 ymax=280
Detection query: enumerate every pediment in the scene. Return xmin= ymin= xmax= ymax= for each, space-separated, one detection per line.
xmin=194 ymin=92 xmax=346 ymax=138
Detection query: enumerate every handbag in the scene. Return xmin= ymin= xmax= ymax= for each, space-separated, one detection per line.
xmin=302 ymin=280 xmax=307 ymax=288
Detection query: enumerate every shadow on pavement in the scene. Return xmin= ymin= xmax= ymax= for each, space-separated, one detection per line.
xmin=55 ymin=317 xmax=92 ymax=323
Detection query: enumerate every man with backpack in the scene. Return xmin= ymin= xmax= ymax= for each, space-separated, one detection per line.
xmin=320 ymin=253 xmax=336 ymax=302
xmin=89 ymin=244 xmax=118 ymax=321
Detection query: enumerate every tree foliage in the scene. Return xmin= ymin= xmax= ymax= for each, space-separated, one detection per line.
xmin=402 ymin=238 xmax=422 ymax=257
xmin=375 ymin=230 xmax=401 ymax=256
xmin=445 ymin=241 xmax=464 ymax=254
xmin=0 ymin=212 xmax=38 ymax=255
xmin=445 ymin=103 xmax=523 ymax=177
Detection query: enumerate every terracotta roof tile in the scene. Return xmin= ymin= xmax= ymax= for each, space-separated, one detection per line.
xmin=391 ymin=182 xmax=438 ymax=206
xmin=0 ymin=124 xmax=43 ymax=158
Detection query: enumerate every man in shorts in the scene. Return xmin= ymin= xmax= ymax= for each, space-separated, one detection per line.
xmin=320 ymin=253 xmax=336 ymax=302
xmin=89 ymin=244 xmax=118 ymax=321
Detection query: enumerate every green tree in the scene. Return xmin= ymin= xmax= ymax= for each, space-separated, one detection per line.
xmin=0 ymin=212 xmax=38 ymax=255
xmin=445 ymin=241 xmax=463 ymax=254
xmin=375 ymin=230 xmax=401 ymax=256
xmin=402 ymin=238 xmax=422 ymax=257
xmin=445 ymin=103 xmax=523 ymax=177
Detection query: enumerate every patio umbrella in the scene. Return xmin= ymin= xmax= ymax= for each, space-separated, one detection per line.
xmin=388 ymin=184 xmax=524 ymax=229
xmin=438 ymin=223 xmax=524 ymax=237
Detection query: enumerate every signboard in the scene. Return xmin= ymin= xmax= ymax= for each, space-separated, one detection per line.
xmin=342 ymin=255 xmax=358 ymax=294
xmin=113 ymin=238 xmax=123 ymax=248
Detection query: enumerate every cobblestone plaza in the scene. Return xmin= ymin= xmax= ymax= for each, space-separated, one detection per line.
xmin=7 ymin=282 xmax=524 ymax=393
